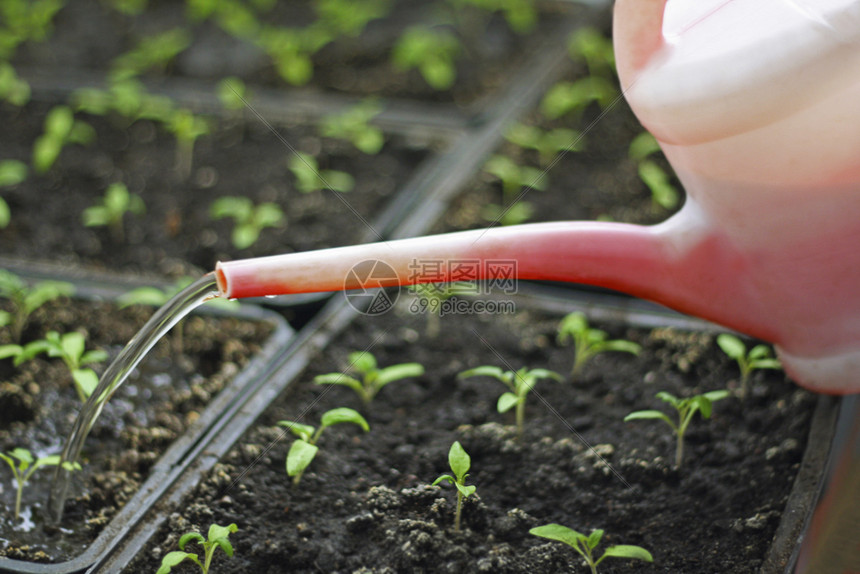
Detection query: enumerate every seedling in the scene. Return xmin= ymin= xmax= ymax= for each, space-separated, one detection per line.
xmin=448 ymin=0 xmax=537 ymax=34
xmin=529 ymin=524 xmax=653 ymax=574
xmin=313 ymin=351 xmax=424 ymax=404
xmin=278 ymin=408 xmax=369 ymax=485
xmin=407 ymin=282 xmax=476 ymax=338
xmin=539 ymin=77 xmax=617 ymax=121
xmin=16 ymin=331 xmax=108 ymax=401
xmin=0 ymin=62 xmax=30 ymax=106
xmin=432 ymin=441 xmax=476 ymax=532
xmin=629 ymin=132 xmax=680 ymax=210
xmin=110 ymin=28 xmax=191 ymax=81
xmin=0 ymin=159 xmax=27 ymax=228
xmin=0 ymin=448 xmax=81 ymax=520
xmin=166 ymin=108 xmax=210 ymax=179
xmin=481 ymin=154 xmax=547 ymax=226
xmin=319 ymin=99 xmax=385 ymax=155
xmin=32 ymin=105 xmax=96 ymax=174
xmin=716 ymin=333 xmax=782 ymax=398
xmin=288 ymin=152 xmax=354 ymax=194
xmin=504 ymin=123 xmax=582 ymax=166
xmin=210 ymin=196 xmax=285 ymax=250
xmin=392 ymin=26 xmax=461 ymax=90
xmin=457 ymin=365 xmax=562 ymax=437
xmin=157 ymin=523 xmax=238 ymax=574
xmin=568 ymin=27 xmax=616 ymax=80
xmin=216 ymin=76 xmax=249 ymax=111
xmin=314 ymin=0 xmax=390 ymax=37
xmin=624 ymin=389 xmax=730 ymax=467
xmin=0 ymin=270 xmax=74 ymax=342
xmin=257 ymin=24 xmax=332 ymax=86
xmin=82 ymin=182 xmax=146 ymax=242
xmin=557 ymin=312 xmax=641 ymax=378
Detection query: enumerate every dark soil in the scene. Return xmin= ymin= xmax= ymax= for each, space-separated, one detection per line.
xmin=129 ymin=298 xmax=815 ymax=573
xmin=0 ymin=296 xmax=274 ymax=562
xmin=0 ymin=101 xmax=430 ymax=276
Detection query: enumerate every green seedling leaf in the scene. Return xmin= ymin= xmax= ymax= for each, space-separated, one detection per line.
xmin=448 ymin=440 xmax=470 ymax=479
xmin=286 ymin=439 xmax=318 ymax=478
xmin=716 ymin=334 xmax=782 ymax=397
xmin=156 ymin=551 xmax=200 ymax=574
xmin=160 ymin=523 xmax=237 ymax=574
xmin=0 ymin=160 xmax=27 ymax=187
xmin=497 ymin=392 xmax=520 ymax=413
xmin=599 ymin=545 xmax=655 ymax=564
xmin=392 ymin=26 xmax=460 ymax=90
xmin=320 ymin=407 xmax=369 ymax=431
xmin=315 ymin=351 xmax=424 ymax=404
xmin=1 ymin=448 xmax=80 ymax=520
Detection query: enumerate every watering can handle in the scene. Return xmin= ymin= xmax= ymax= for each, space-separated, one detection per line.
xmin=613 ymin=0 xmax=667 ymax=88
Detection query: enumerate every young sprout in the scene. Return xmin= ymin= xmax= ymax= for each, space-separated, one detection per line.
xmin=257 ymin=24 xmax=332 ymax=86
xmin=0 ymin=448 xmax=81 ymax=520
xmin=313 ymin=351 xmax=424 ymax=405
xmin=392 ymin=26 xmax=461 ymax=90
xmin=157 ymin=523 xmax=238 ymax=574
xmin=32 ymin=105 xmax=96 ymax=174
xmin=567 ymin=27 xmax=616 ymax=80
xmin=288 ymin=152 xmax=354 ymax=194
xmin=624 ymin=390 xmax=730 ymax=468
xmin=504 ymin=123 xmax=582 ymax=166
xmin=0 ymin=270 xmax=74 ymax=342
xmin=432 ymin=441 xmax=476 ymax=532
xmin=82 ymin=182 xmax=145 ymax=243
xmin=407 ymin=282 xmax=476 ymax=338
xmin=278 ymin=408 xmax=369 ymax=485
xmin=481 ymin=154 xmax=547 ymax=226
xmin=216 ymin=76 xmax=249 ymax=111
xmin=628 ymin=131 xmax=680 ymax=210
xmin=166 ymin=108 xmax=210 ymax=179
xmin=557 ymin=312 xmax=641 ymax=378
xmin=0 ymin=62 xmax=30 ymax=106
xmin=109 ymin=28 xmax=191 ymax=81
xmin=313 ymin=0 xmax=390 ymax=37
xmin=457 ymin=365 xmax=562 ymax=438
xmin=716 ymin=333 xmax=782 ymax=398
xmin=319 ymin=99 xmax=385 ymax=155
xmin=210 ymin=196 xmax=285 ymax=250
xmin=16 ymin=331 xmax=108 ymax=401
xmin=0 ymin=159 xmax=27 ymax=227
xmin=529 ymin=524 xmax=653 ymax=574
xmin=539 ymin=77 xmax=617 ymax=121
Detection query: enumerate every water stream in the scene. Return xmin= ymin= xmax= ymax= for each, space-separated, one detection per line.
xmin=48 ymin=274 xmax=221 ymax=522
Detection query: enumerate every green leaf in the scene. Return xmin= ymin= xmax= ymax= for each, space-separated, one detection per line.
xmin=716 ymin=334 xmax=746 ymax=359
xmin=587 ymin=529 xmax=604 ymax=549
xmin=601 ymin=340 xmax=642 ymax=355
xmin=232 ymin=225 xmax=260 ymax=250
xmin=497 ymin=391 xmax=520 ymax=413
xmin=320 ymin=407 xmax=369 ymax=432
xmin=432 ymin=474 xmax=454 ymax=486
xmin=655 ymin=391 xmax=680 ymax=408
xmin=454 ymin=482 xmax=476 ymax=498
xmin=374 ymin=363 xmax=424 ymax=388
xmin=624 ymin=410 xmax=673 ymax=427
xmin=600 ymin=544 xmax=654 ymax=564
xmin=457 ymin=365 xmax=505 ymax=381
xmin=628 ymin=132 xmax=661 ymax=161
xmin=286 ymin=439 xmax=319 ymax=477
xmin=33 ymin=134 xmax=62 ymax=173
xmin=313 ymin=373 xmax=364 ymax=393
xmin=0 ymin=160 xmax=27 ymax=187
xmin=277 ymin=421 xmax=315 ymax=441
xmin=0 ymin=344 xmax=22 ymax=360
xmin=0 ymin=198 xmax=9 ymax=228
xmin=529 ymin=523 xmax=586 ymax=549
xmin=702 ymin=390 xmax=730 ymax=403
xmin=320 ymin=169 xmax=354 ymax=193
xmin=748 ymin=345 xmax=772 ymax=360
xmin=348 ymin=350 xmax=377 ymax=373
xmin=752 ymin=358 xmax=782 ymax=370
xmin=72 ymin=369 xmax=99 ymax=399
xmin=61 ymin=332 xmax=85 ymax=361
xmin=157 ymin=551 xmax=199 ymax=574
xmin=448 ymin=441 xmax=471 ymax=479
xmin=207 ymin=522 xmax=238 ymax=555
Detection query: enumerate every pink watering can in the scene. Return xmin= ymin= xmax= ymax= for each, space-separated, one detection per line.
xmin=216 ymin=0 xmax=860 ymax=395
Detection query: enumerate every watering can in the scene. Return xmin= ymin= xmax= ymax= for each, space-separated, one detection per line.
xmin=216 ymin=0 xmax=860 ymax=395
